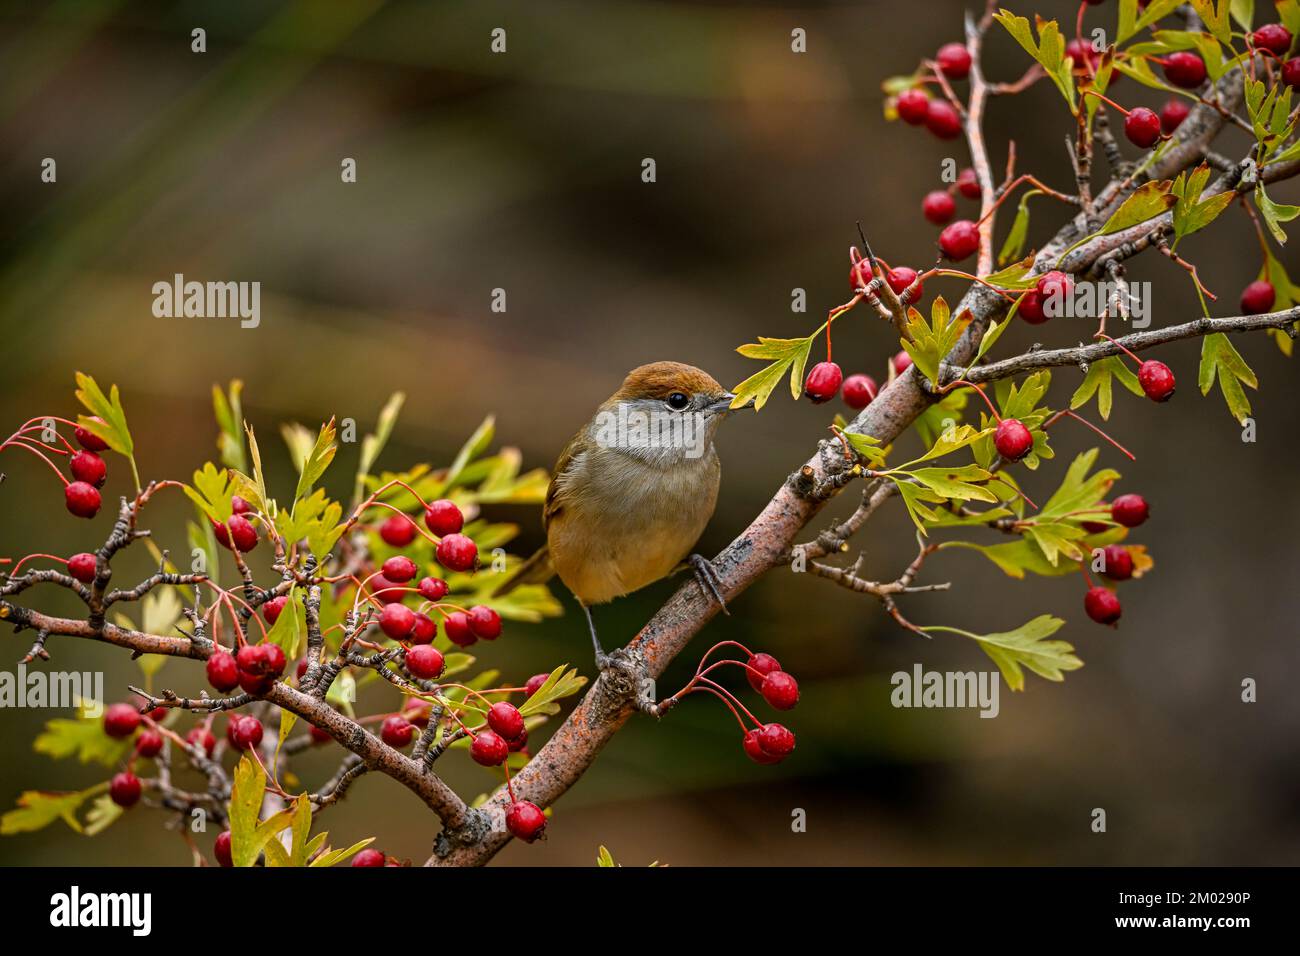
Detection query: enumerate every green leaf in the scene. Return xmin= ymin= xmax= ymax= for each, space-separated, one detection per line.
xmin=906 ymin=464 xmax=998 ymax=502
xmin=212 ymin=380 xmax=247 ymax=472
xmin=1255 ymin=182 xmax=1300 ymax=244
xmin=293 ymin=420 xmax=338 ymax=504
xmin=82 ymin=794 xmax=124 ymax=836
xmin=1039 ymin=448 xmax=1122 ymax=520
xmin=263 ymin=587 xmax=305 ymax=657
xmin=597 ymin=845 xmax=617 ymax=867
xmin=228 ymin=756 xmax=295 ymax=867
xmin=1 ymin=789 xmax=93 ymax=835
xmin=1190 ymin=0 xmax=1233 ymax=43
xmin=518 ymin=665 xmax=588 ymax=717
xmin=73 ymin=372 xmax=134 ymax=459
xmin=34 ymin=700 xmax=132 ymax=767
xmin=354 ymin=392 xmax=406 ymax=504
xmin=310 ymin=836 xmax=376 ymax=867
xmin=913 ymin=389 xmax=968 ymax=451
xmin=1117 ymin=0 xmax=1186 ymax=43
xmin=844 ymin=432 xmax=887 ymax=467
xmin=1230 ymin=0 xmax=1254 ymax=31
xmin=901 ymin=297 xmax=966 ymax=387
xmin=1198 ymin=332 xmax=1258 ymax=423
xmin=942 ymin=539 xmax=1087 ymax=579
xmin=183 ymin=462 xmax=236 ymax=524
xmin=1069 ymin=356 xmax=1144 ymax=420
xmin=1170 ymin=165 xmax=1234 ymax=244
xmin=442 ymin=415 xmax=496 ymax=491
xmin=1280 ymin=0 xmax=1300 ymax=36
xmin=982 ymin=256 xmax=1039 ymax=290
xmin=993 ymin=11 xmax=1076 ymax=109
xmin=998 ymin=191 xmax=1041 ymax=266
xmin=732 ymin=334 xmax=816 ymax=411
xmin=902 ymin=423 xmax=993 ymax=466
xmin=929 ymin=615 xmax=1081 ymax=691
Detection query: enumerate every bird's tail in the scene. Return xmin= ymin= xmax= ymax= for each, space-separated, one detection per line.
xmin=492 ymin=545 xmax=556 ymax=598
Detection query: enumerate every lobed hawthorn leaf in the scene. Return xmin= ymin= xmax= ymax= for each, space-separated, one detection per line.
xmin=1039 ymin=448 xmax=1121 ymax=520
xmin=983 ymin=255 xmax=1038 ymax=290
xmin=212 ymin=380 xmax=246 ymax=472
xmin=1070 ymin=355 xmax=1144 ymax=420
xmin=1230 ymin=0 xmax=1254 ymax=32
xmin=1190 ymin=0 xmax=1233 ymax=43
xmin=1254 ymin=182 xmax=1300 ymax=245
xmin=442 ymin=414 xmax=496 ymax=492
xmin=929 ymin=615 xmax=1081 ymax=691
xmin=1170 ymin=164 xmax=1234 ymax=245
xmin=82 ymin=794 xmax=124 ymax=837
xmin=229 ymin=756 xmax=296 ymax=867
xmin=1199 ymin=332 xmax=1258 ymax=423
xmin=353 ymin=391 xmax=406 ymax=504
xmin=731 ymin=334 xmax=816 ymax=411
xmin=1117 ymin=0 xmax=1186 ymax=44
xmin=1257 ymin=242 xmax=1300 ymax=355
xmin=518 ymin=665 xmax=588 ymax=718
xmin=901 ymin=297 xmax=968 ymax=387
xmin=1281 ymin=0 xmax=1300 ymax=37
xmin=34 ymin=699 xmax=132 ymax=767
xmin=993 ymin=10 xmax=1076 ymax=110
xmin=844 ymin=432 xmax=888 ymax=468
xmin=73 ymin=372 xmax=134 ymax=459
xmin=0 ymin=788 xmax=93 ymax=835
xmin=293 ymin=419 xmax=338 ymax=504
xmin=913 ymin=389 xmax=968 ymax=452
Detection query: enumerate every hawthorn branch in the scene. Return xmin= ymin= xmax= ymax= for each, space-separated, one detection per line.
xmin=428 ymin=41 xmax=1298 ymax=867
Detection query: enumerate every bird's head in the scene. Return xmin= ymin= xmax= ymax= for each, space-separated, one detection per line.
xmin=590 ymin=361 xmax=743 ymax=465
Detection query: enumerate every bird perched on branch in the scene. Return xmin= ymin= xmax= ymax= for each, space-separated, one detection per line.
xmin=494 ymin=361 xmax=746 ymax=668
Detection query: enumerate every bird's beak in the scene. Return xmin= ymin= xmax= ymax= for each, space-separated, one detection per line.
xmin=711 ymin=392 xmax=747 ymax=413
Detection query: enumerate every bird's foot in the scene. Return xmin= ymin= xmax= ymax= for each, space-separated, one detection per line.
xmin=593 ymin=647 xmax=660 ymax=717
xmin=688 ymin=553 xmax=729 ymax=615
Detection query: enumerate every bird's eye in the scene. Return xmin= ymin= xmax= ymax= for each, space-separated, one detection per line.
xmin=666 ymin=392 xmax=690 ymax=410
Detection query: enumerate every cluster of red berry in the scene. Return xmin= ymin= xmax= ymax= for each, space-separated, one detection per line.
xmin=64 ymin=418 xmax=111 ymax=519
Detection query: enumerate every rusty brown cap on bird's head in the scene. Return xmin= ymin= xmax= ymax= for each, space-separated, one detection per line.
xmin=612 ymin=361 xmax=726 ymax=402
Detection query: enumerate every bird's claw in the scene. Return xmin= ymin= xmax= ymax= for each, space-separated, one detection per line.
xmin=688 ymin=554 xmax=729 ymax=615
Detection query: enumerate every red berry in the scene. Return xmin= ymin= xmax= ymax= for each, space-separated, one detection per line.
xmin=1138 ymin=360 xmax=1175 ymax=402
xmin=403 ymin=697 xmax=433 ymax=726
xmin=470 ymin=730 xmax=509 ymax=766
xmin=842 ymin=374 xmax=878 ymax=410
xmin=1017 ymin=289 xmax=1048 ymax=324
xmin=1284 ymin=58 xmax=1300 ymax=90
xmin=925 ymin=99 xmax=962 ymax=139
xmin=109 ymin=772 xmax=142 ymax=808
xmin=1111 ymin=494 xmax=1149 ymax=528
xmin=936 ymin=42 xmax=971 ymax=79
xmin=379 ymin=603 xmax=416 ymax=640
xmin=1084 ymin=586 xmax=1122 ymax=626
xmin=955 ymin=167 xmax=980 ymax=199
xmin=488 ymin=702 xmax=526 ymax=740
xmin=379 ymin=513 xmax=417 ymax=547
xmin=410 ymin=612 xmax=437 ymax=644
xmin=938 ymin=220 xmax=979 ymax=260
xmin=467 ymin=605 xmax=502 ymax=640
xmin=506 ymin=801 xmax=547 ymax=842
xmin=214 ymin=831 xmax=233 ymax=867
xmin=1252 ymin=24 xmax=1292 ymax=56
xmin=382 ymin=555 xmax=418 ymax=583
xmin=746 ymin=652 xmax=782 ymax=692
xmin=1066 ymin=38 xmax=1099 ymax=73
xmin=136 ymin=730 xmax=164 ymax=758
xmin=1162 ymin=52 xmax=1206 ymax=89
xmin=436 ymin=533 xmax=478 ymax=573
xmin=525 ymin=673 xmax=549 ymax=698
xmin=1240 ymin=279 xmax=1276 ymax=314
xmin=215 ymin=513 xmax=258 ymax=552
xmin=1160 ymin=97 xmax=1190 ymax=132
xmin=207 ymin=651 xmax=240 ymax=692
xmin=1036 ymin=269 xmax=1073 ymax=304
xmin=760 ymin=671 xmax=800 ymax=710
xmin=310 ymin=725 xmax=332 ymax=744
xmin=74 ymin=418 xmax=109 ymax=451
xmin=70 ymin=450 xmax=107 ymax=488
xmin=236 ymin=643 xmax=266 ymax=674
xmin=849 ymin=257 xmax=873 ymax=290
xmin=1100 ymin=544 xmax=1134 ymax=582
xmin=369 ymin=573 xmax=406 ymax=604
xmin=444 ymin=611 xmax=476 ymax=647
xmin=261 ymin=643 xmax=286 ymax=676
xmin=896 ymin=88 xmax=930 ymax=125
xmin=418 ymin=576 xmax=449 ymax=602
xmin=227 ymin=715 xmax=264 ymax=751
xmin=891 ymin=351 xmax=913 ymax=376
xmin=262 ymin=595 xmax=288 ymax=625
xmin=886 ymin=266 xmax=922 ymax=299
xmin=65 ymin=481 xmax=102 ymax=518
xmin=103 ymin=702 xmax=140 ymax=738
xmin=423 ymin=499 xmax=464 ymax=537
xmin=1124 ymin=107 xmax=1161 ymax=148
xmin=743 ymin=728 xmax=783 ymax=764
xmin=230 ymin=495 xmax=253 ymax=515
xmin=381 ymin=714 xmax=415 ymax=748
xmin=994 ymin=418 xmax=1033 ymax=462
xmin=508 ymin=730 xmax=529 ymax=753
xmin=922 ymin=190 xmax=956 ymax=224
xmin=187 ymin=727 xmax=217 ymax=756
xmin=67 ymin=552 xmax=97 ymax=583
xmin=405 ymin=644 xmax=445 ymax=680
xmin=757 ymin=722 xmax=796 ymax=757
xmin=803 ymin=361 xmax=843 ymax=404
xmin=352 ymin=848 xmax=386 ymax=867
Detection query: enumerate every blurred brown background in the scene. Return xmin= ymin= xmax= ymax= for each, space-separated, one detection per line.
xmin=1 ymin=0 xmax=1298 ymax=866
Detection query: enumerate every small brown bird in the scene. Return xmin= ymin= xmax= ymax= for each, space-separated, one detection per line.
xmin=495 ymin=361 xmax=744 ymax=667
